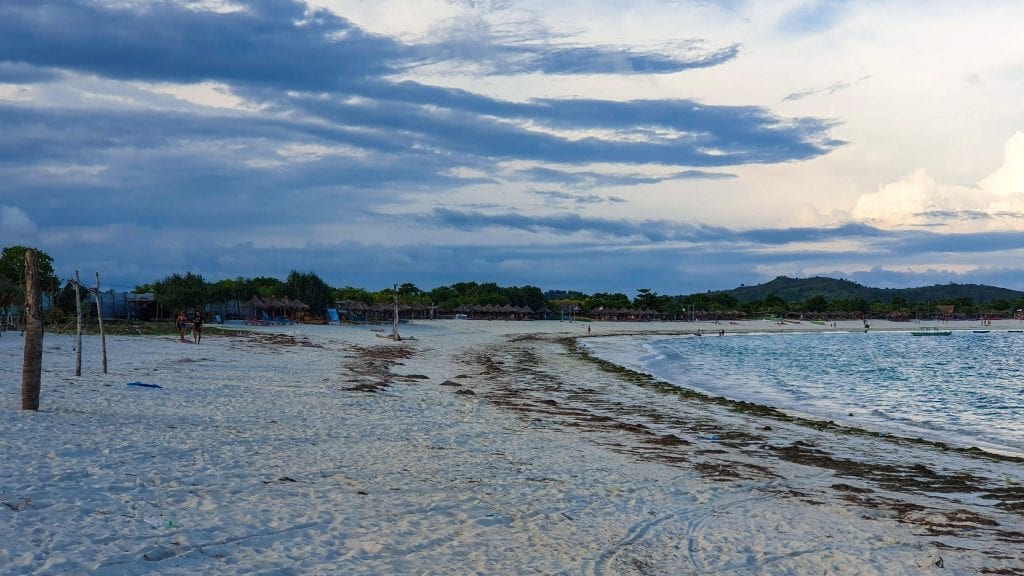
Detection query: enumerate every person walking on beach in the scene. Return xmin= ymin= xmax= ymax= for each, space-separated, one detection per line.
xmin=175 ymin=311 xmax=187 ymax=343
xmin=192 ymin=312 xmax=204 ymax=344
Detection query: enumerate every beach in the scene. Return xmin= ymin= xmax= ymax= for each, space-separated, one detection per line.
xmin=2 ymin=319 xmax=1023 ymax=575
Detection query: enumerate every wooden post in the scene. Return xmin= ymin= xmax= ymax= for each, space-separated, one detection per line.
xmin=21 ymin=249 xmax=43 ymax=410
xmin=74 ymin=270 xmax=82 ymax=377
xmin=391 ymin=284 xmax=400 ymax=341
xmin=95 ymin=272 xmax=107 ymax=374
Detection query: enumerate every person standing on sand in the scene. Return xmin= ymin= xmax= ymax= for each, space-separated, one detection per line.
xmin=175 ymin=311 xmax=187 ymax=343
xmin=192 ymin=312 xmax=204 ymax=344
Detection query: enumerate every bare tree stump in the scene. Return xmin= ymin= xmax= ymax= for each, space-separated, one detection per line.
xmin=21 ymin=250 xmax=43 ymax=411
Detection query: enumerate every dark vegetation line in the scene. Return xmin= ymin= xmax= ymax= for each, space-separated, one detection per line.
xmin=3 ymin=245 xmax=1024 ymax=325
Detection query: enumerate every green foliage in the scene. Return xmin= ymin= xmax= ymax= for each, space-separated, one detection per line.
xmin=247 ymin=276 xmax=286 ymax=300
xmin=583 ymin=292 xmax=631 ymax=311
xmin=285 ymin=270 xmax=333 ymax=316
xmin=425 ymin=281 xmax=547 ymax=311
xmin=0 ymin=245 xmax=60 ymax=292
xmin=633 ymin=288 xmax=660 ymax=310
xmin=333 ymin=285 xmax=375 ymax=305
xmin=153 ymin=272 xmax=207 ymax=314
xmin=761 ymin=293 xmax=787 ymax=313
xmin=207 ymin=277 xmax=244 ymax=305
xmin=804 ymin=294 xmax=829 ymax=313
xmin=116 ymin=271 xmax=1024 ymax=323
xmin=544 ymin=289 xmax=589 ymax=302
xmin=0 ymin=272 xmax=21 ymax=310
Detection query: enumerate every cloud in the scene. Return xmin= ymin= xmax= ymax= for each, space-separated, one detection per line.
xmin=980 ymin=131 xmax=1024 ymax=196
xmin=421 ymin=39 xmax=742 ymax=76
xmin=418 ymin=207 xmax=895 ymax=246
xmin=851 ymin=131 xmax=1024 ymax=231
xmin=845 ymin=266 xmax=1024 ymax=292
xmin=0 ymin=0 xmax=737 ymax=88
xmin=0 ymin=0 xmax=407 ymax=89
xmin=0 ymin=205 xmax=38 ymax=246
xmin=531 ymin=190 xmax=625 ymax=206
xmin=17 ymin=0 xmax=1019 ymax=297
xmin=517 ymin=166 xmax=736 ymax=187
xmin=775 ymin=0 xmax=850 ymax=35
xmin=0 ymin=0 xmax=842 ymax=247
xmin=0 ymin=62 xmax=61 ymax=84
xmin=24 ymin=199 xmax=1024 ymax=295
xmin=781 ymin=75 xmax=870 ymax=102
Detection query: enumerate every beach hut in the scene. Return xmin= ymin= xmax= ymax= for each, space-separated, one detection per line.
xmin=245 ymin=295 xmax=266 ymax=322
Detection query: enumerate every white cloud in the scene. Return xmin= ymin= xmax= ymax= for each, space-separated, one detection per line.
xmin=851 ymin=131 xmax=1024 ymax=231
xmin=980 ymin=131 xmax=1024 ymax=196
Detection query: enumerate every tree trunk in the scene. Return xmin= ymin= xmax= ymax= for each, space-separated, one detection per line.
xmin=21 ymin=250 xmax=43 ymax=410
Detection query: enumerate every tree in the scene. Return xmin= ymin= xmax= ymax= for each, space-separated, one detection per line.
xmin=584 ymin=292 xmax=631 ymax=311
xmin=1 ymin=245 xmax=60 ymax=293
xmin=238 ymin=276 xmax=282 ymax=300
xmin=513 ymin=285 xmax=547 ymax=312
xmin=634 ymin=288 xmax=660 ymax=310
xmin=334 ymin=285 xmax=375 ymax=305
xmin=804 ymin=294 xmax=829 ymax=313
xmin=285 ymin=270 xmax=333 ymax=317
xmin=761 ymin=293 xmax=787 ymax=316
xmin=153 ymin=272 xmax=207 ymax=315
xmin=0 ymin=273 xmax=20 ymax=323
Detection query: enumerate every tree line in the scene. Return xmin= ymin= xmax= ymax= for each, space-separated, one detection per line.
xmin=4 ymin=244 xmax=1024 ymax=324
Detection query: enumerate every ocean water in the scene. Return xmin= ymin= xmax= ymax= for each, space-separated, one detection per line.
xmin=582 ymin=330 xmax=1024 ymax=457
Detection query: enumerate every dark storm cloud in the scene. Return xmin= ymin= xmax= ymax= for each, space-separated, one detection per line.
xmin=2 ymin=0 xmax=840 ymax=170
xmin=1 ymin=0 xmax=859 ymax=292
xmin=0 ymin=0 xmax=407 ymax=89
xmin=419 ymin=208 xmax=894 ymax=246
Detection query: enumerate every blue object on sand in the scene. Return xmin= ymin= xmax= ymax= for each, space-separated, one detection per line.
xmin=127 ymin=381 xmax=162 ymax=389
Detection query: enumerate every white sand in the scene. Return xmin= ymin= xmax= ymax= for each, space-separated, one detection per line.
xmin=2 ymin=319 xmax=1022 ymax=575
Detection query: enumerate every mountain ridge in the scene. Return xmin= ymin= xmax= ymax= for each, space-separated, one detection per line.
xmin=718 ymin=276 xmax=1024 ymax=304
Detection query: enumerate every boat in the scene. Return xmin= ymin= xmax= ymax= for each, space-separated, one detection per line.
xmin=972 ymin=330 xmax=990 ymax=334
xmin=911 ymin=328 xmax=952 ymax=336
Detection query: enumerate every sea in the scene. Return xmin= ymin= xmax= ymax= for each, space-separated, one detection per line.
xmin=581 ymin=329 xmax=1024 ymax=458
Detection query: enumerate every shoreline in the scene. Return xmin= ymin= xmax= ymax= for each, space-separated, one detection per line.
xmin=567 ymin=335 xmax=1024 ymax=464
xmin=2 ymin=320 xmax=1023 ymax=574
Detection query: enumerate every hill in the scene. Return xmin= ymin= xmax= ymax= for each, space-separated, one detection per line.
xmin=721 ymin=276 xmax=1024 ymax=304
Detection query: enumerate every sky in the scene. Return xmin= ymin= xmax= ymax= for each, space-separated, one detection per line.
xmin=2 ymin=0 xmax=1024 ymax=296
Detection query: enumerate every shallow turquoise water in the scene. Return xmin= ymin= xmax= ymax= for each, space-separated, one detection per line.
xmin=583 ymin=330 xmax=1024 ymax=457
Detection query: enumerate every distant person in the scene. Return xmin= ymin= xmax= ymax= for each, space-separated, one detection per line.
xmin=175 ymin=311 xmax=187 ymax=343
xmin=192 ymin=312 xmax=204 ymax=344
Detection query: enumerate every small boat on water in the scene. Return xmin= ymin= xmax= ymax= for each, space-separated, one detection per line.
xmin=911 ymin=328 xmax=952 ymax=336
xmin=972 ymin=330 xmax=990 ymax=334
